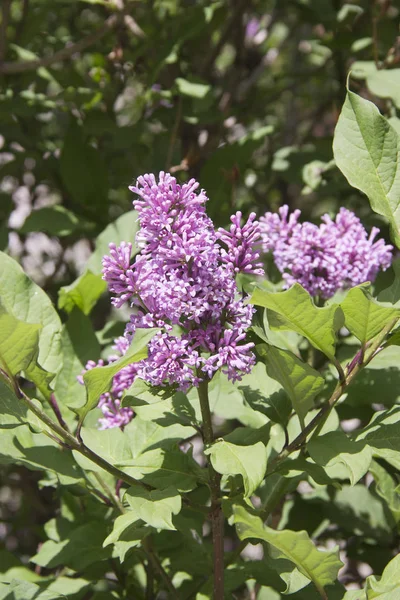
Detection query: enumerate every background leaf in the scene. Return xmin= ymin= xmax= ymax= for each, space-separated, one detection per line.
xmin=333 ymin=90 xmax=400 ymax=247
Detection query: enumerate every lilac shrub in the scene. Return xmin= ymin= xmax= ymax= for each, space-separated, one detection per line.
xmin=260 ymin=205 xmax=393 ymax=299
xmin=83 ymin=172 xmax=263 ymax=428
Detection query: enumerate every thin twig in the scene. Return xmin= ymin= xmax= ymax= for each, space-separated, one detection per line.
xmin=197 ymin=377 xmax=224 ymax=600
xmin=15 ymin=383 xmax=152 ymax=491
xmin=49 ymin=393 xmax=70 ymax=432
xmin=267 ymin=317 xmax=400 ymax=473
xmin=143 ymin=538 xmax=180 ymax=600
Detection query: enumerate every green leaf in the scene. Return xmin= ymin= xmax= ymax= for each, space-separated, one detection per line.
xmin=124 ymin=485 xmax=182 ymax=530
xmin=378 ymin=259 xmax=400 ymax=306
xmin=73 ymin=426 xmax=131 ymax=473
xmin=58 ymin=270 xmax=107 ymax=315
xmin=341 ymin=286 xmax=400 ymax=343
xmin=365 ymin=553 xmax=400 ymax=598
xmin=250 ymin=284 xmax=343 ymax=361
xmin=370 ymin=460 xmax=400 ymax=523
xmin=257 ymin=343 xmax=324 ymax=424
xmin=123 ymin=416 xmax=196 ymax=458
xmin=307 ymin=431 xmax=372 ymax=486
xmin=333 ymin=90 xmax=400 ymax=247
xmin=0 ymin=252 xmax=62 ymax=375
xmin=356 ymin=406 xmax=400 ymax=469
xmin=0 ymin=379 xmax=27 ymax=427
xmin=60 ymin=122 xmax=109 ymax=212
xmin=233 ymin=506 xmax=342 ymax=597
xmin=0 ymin=579 xmax=63 ymax=600
xmin=80 ymin=328 xmax=159 ymax=425
xmin=208 ymin=370 xmax=269 ymax=428
xmin=19 ymin=205 xmax=93 ymax=237
xmin=239 ymin=362 xmax=292 ymax=425
xmin=102 ymin=512 xmax=150 ymax=562
xmin=86 ymin=210 xmax=139 ymax=275
xmin=365 ymin=69 xmax=400 ymax=110
xmin=205 ymin=440 xmax=267 ymax=497
xmin=54 ymin=308 xmax=100 ymax=410
xmin=0 ymin=305 xmax=41 ymax=377
xmin=118 ymin=447 xmax=202 ymax=492
xmin=175 ymin=77 xmax=211 ymax=98
xmin=31 ymin=521 xmax=111 ymax=570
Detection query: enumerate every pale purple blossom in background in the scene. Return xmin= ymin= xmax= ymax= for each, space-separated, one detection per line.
xmin=81 ymin=172 xmax=263 ymax=428
xmin=260 ymin=205 xmax=393 ymax=299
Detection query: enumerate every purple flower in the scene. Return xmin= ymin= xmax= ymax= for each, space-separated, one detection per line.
xmin=260 ymin=205 xmax=393 ymax=299
xmin=217 ymin=211 xmax=264 ymax=275
xmin=96 ymin=171 xmax=262 ymax=411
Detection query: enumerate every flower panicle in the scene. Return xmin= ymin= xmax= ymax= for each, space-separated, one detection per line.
xmin=85 ymin=172 xmax=262 ymax=428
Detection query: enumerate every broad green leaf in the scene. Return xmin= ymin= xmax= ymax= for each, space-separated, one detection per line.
xmin=54 ymin=308 xmax=100 ymax=410
xmin=31 ymin=521 xmax=111 ymax=570
xmin=333 ymin=90 xmax=400 ymax=247
xmin=0 ymin=252 xmax=62 ymax=375
xmin=118 ymin=447 xmax=203 ymax=492
xmin=19 ymin=205 xmax=93 ymax=237
xmin=124 ymin=485 xmax=182 ymax=530
xmin=60 ymin=122 xmax=109 ymax=213
xmin=0 ymin=425 xmax=84 ymax=486
xmin=356 ymin=406 xmax=400 ymax=469
xmin=58 ymin=270 xmax=107 ymax=315
xmin=0 ymin=579 xmax=63 ymax=600
xmin=0 ymin=379 xmax=27 ymax=427
xmin=123 ymin=416 xmax=196 ymax=458
xmin=366 ymin=69 xmax=400 ymax=110
xmin=0 ymin=306 xmax=41 ymax=376
xmin=365 ymin=553 xmax=400 ymax=598
xmin=80 ymin=328 xmax=159 ymax=424
xmin=370 ymin=460 xmax=400 ymax=523
xmin=239 ymin=362 xmax=292 ymax=425
xmin=257 ymin=343 xmax=324 ymax=424
xmin=73 ymin=426 xmax=131 ymax=473
xmin=121 ymin=377 xmax=174 ymax=409
xmin=233 ymin=506 xmax=342 ymax=597
xmin=205 ymin=440 xmax=267 ymax=497
xmin=250 ymin=284 xmax=343 ymax=361
xmin=208 ymin=370 xmax=269 ymax=428
xmin=341 ymin=286 xmax=400 ymax=343
xmin=378 ymin=259 xmax=400 ymax=306
xmin=307 ymin=431 xmax=372 ymax=486
xmin=103 ymin=512 xmax=150 ymax=562
xmin=175 ymin=77 xmax=211 ymax=98
xmin=86 ymin=210 xmax=139 ymax=275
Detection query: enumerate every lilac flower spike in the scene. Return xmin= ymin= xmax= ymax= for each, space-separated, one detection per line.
xmin=260 ymin=205 xmax=393 ymax=299
xmin=82 ymin=172 xmax=264 ymax=428
xmin=218 ymin=211 xmax=264 ymax=276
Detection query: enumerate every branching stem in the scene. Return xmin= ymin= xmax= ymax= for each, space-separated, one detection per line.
xmin=197 ymin=378 xmax=224 ymax=600
xmin=15 ymin=384 xmax=151 ymax=491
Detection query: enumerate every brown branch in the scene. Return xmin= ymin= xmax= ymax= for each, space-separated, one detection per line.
xmin=0 ymin=12 xmax=122 ymax=75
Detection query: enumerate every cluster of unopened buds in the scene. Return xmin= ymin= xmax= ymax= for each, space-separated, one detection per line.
xmin=80 ymin=173 xmax=393 ymax=429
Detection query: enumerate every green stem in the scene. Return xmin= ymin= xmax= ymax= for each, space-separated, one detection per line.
xmin=197 ymin=379 xmax=224 ymax=600
xmin=16 ymin=386 xmax=151 ymax=491
xmin=143 ymin=538 xmax=180 ymax=600
xmin=268 ymin=317 xmax=400 ymax=472
xmin=94 ymin=472 xmax=126 ymax=513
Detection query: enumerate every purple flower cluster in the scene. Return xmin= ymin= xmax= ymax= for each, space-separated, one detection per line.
xmin=82 ymin=172 xmax=263 ymax=428
xmin=260 ymin=205 xmax=393 ymax=299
